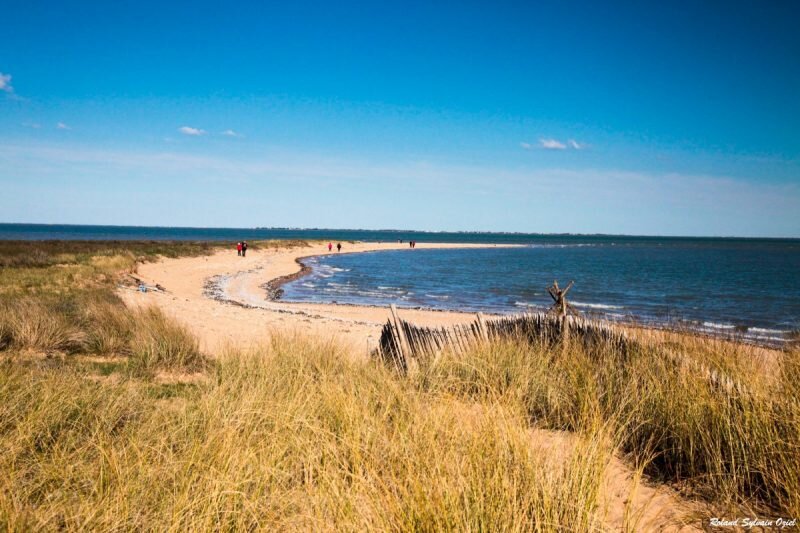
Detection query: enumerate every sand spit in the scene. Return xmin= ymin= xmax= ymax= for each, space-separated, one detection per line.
xmin=120 ymin=241 xmax=515 ymax=354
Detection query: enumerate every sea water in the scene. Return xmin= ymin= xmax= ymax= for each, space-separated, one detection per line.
xmin=2 ymin=224 xmax=798 ymax=342
xmin=281 ymin=240 xmax=800 ymax=344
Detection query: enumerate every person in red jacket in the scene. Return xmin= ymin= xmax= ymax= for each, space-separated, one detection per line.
xmin=236 ymin=242 xmax=242 ymax=256
xmin=328 ymin=242 xmax=332 ymax=252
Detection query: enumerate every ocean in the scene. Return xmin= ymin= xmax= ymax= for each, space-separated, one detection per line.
xmin=3 ymin=224 xmax=799 ymax=342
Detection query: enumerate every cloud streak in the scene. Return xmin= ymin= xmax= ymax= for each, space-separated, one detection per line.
xmin=178 ymin=126 xmax=206 ymax=136
xmin=539 ymin=138 xmax=567 ymax=150
xmin=568 ymin=139 xmax=585 ymax=150
xmin=56 ymin=122 xmax=71 ymax=130
xmin=221 ymin=129 xmax=243 ymax=137
xmin=521 ymin=138 xmax=587 ymax=151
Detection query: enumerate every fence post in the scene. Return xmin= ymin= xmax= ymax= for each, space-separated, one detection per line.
xmin=390 ymin=304 xmax=417 ymax=374
xmin=476 ymin=313 xmax=489 ymax=342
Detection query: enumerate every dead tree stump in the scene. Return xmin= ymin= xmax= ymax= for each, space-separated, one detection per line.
xmin=547 ymin=280 xmax=579 ymax=349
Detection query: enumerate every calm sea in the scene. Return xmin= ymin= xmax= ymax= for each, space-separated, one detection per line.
xmin=3 ymin=224 xmax=798 ymax=342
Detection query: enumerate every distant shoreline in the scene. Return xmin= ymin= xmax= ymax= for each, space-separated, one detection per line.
xmin=2 ymin=222 xmax=798 ymax=241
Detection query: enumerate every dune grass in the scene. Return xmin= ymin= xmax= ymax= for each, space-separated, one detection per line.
xmin=0 ymin=335 xmax=620 ymax=531
xmin=417 ymin=336 xmax=800 ymax=516
xmin=0 ymin=239 xmax=310 ymax=359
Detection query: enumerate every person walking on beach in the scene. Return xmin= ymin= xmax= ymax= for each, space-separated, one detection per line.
xmin=242 ymin=241 xmax=248 ymax=257
xmin=328 ymin=242 xmax=332 ymax=252
xmin=336 ymin=243 xmax=342 ymax=252
xmin=237 ymin=242 xmax=242 ymax=256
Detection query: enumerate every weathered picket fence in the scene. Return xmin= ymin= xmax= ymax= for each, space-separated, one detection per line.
xmin=376 ymin=304 xmax=743 ymax=395
xmin=376 ymin=304 xmax=630 ymax=373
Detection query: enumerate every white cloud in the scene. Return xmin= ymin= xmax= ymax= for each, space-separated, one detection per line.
xmin=221 ymin=129 xmax=243 ymax=137
xmin=568 ymin=139 xmax=585 ymax=150
xmin=0 ymin=72 xmax=13 ymax=93
xmin=520 ymin=142 xmax=532 ymax=150
xmin=539 ymin=138 xmax=567 ymax=150
xmin=178 ymin=126 xmax=206 ymax=136
xmin=56 ymin=122 xmax=71 ymax=130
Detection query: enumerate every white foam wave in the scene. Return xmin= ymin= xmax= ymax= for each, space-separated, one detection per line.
xmin=702 ymin=321 xmax=736 ymax=330
xmin=572 ymin=301 xmax=623 ymax=310
xmin=749 ymin=327 xmax=784 ymax=335
xmin=528 ymin=243 xmax=597 ymax=249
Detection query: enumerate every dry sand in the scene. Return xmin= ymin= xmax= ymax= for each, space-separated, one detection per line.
xmin=120 ymin=241 xmax=513 ymax=355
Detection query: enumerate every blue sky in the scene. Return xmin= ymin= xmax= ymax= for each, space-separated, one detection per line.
xmin=1 ymin=0 xmax=798 ymax=236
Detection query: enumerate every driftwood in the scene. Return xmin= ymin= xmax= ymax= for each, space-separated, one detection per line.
xmin=547 ymin=280 xmax=579 ymax=319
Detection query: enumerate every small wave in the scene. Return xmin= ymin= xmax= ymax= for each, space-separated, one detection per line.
xmin=301 ymin=282 xmax=315 ymax=288
xmin=749 ymin=327 xmax=785 ymax=335
xmin=572 ymin=301 xmax=623 ymax=310
xmin=528 ymin=243 xmax=597 ymax=249
xmin=425 ymin=294 xmax=450 ymax=301
xmin=702 ymin=321 xmax=736 ymax=330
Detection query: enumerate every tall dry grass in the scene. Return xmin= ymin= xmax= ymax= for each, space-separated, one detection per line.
xmin=0 ymin=296 xmax=204 ymax=373
xmin=0 ymin=335 xmax=617 ymax=531
xmin=0 ymin=240 xmax=223 ymax=367
xmin=0 ymin=299 xmax=86 ymax=355
xmin=127 ymin=307 xmax=205 ymax=373
xmin=415 ymin=336 xmax=800 ymax=516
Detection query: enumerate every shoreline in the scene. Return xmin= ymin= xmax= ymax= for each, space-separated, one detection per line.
xmin=120 ymin=241 xmax=518 ymax=353
xmin=263 ymin=249 xmax=792 ymax=349
xmin=119 ymin=241 xmax=791 ymax=353
xmin=261 ymin=255 xmax=314 ymax=301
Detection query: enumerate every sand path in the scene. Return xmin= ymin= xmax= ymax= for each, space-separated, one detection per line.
xmin=119 ymin=241 xmax=512 ymax=355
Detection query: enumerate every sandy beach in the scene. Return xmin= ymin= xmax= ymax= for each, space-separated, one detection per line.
xmin=119 ymin=241 xmax=517 ymax=355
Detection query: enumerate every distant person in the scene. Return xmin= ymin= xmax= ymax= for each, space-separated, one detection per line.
xmin=336 ymin=243 xmax=342 ymax=252
xmin=328 ymin=242 xmax=333 ymax=252
xmin=242 ymin=241 xmax=248 ymax=257
xmin=236 ymin=242 xmax=242 ymax=256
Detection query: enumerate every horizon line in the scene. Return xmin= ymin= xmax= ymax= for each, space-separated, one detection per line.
xmin=1 ymin=221 xmax=798 ymax=241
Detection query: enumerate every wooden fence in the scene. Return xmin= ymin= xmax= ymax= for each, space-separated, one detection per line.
xmin=376 ymin=305 xmax=743 ymax=395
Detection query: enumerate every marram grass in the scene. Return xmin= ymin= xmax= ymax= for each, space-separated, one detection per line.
xmin=0 ymin=336 xmax=615 ymax=531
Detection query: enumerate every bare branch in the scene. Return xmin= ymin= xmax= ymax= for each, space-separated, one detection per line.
xmin=562 ymin=280 xmax=575 ymax=295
